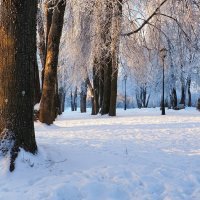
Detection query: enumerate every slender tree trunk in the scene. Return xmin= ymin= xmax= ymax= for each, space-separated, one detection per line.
xmin=62 ymin=92 xmax=66 ymax=113
xmin=58 ymin=87 xmax=65 ymax=115
xmin=86 ymin=77 xmax=96 ymax=115
xmin=39 ymin=0 xmax=66 ymax=125
xmin=99 ymin=67 xmax=104 ymax=109
xmin=37 ymin=1 xmax=46 ymax=70
xmin=80 ymin=81 xmax=87 ymax=113
xmin=34 ymin=56 xmax=41 ymax=105
xmin=92 ymin=62 xmax=100 ymax=115
xmin=74 ymin=87 xmax=78 ymax=111
xmin=187 ymin=76 xmax=192 ymax=107
xmin=0 ymin=0 xmax=38 ymax=171
xmin=71 ymin=91 xmax=75 ymax=111
xmin=41 ymin=1 xmax=54 ymax=88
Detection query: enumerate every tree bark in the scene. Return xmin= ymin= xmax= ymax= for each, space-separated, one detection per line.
xmin=39 ymin=0 xmax=66 ymax=125
xmin=0 ymin=0 xmax=38 ymax=171
xmin=109 ymin=0 xmax=122 ymax=116
xmin=74 ymin=87 xmax=78 ymax=111
xmin=80 ymin=81 xmax=87 ymax=113
xmin=180 ymin=83 xmax=185 ymax=106
xmin=92 ymin=62 xmax=100 ymax=115
xmin=99 ymin=66 xmax=104 ymax=109
xmin=34 ymin=56 xmax=41 ymax=105
xmin=99 ymin=0 xmax=113 ymax=115
xmin=37 ymin=1 xmax=46 ymax=70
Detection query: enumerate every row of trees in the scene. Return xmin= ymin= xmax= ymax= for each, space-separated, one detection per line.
xmin=0 ymin=0 xmax=200 ymax=171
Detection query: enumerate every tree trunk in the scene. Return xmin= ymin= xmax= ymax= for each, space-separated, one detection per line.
xmin=187 ymin=76 xmax=192 ymax=107
xmin=37 ymin=1 xmax=46 ymax=70
xmin=74 ymin=87 xmax=78 ymax=111
xmin=62 ymin=92 xmax=66 ymax=113
xmin=39 ymin=0 xmax=66 ymax=125
xmin=101 ymin=58 xmax=112 ymax=115
xmin=58 ymin=87 xmax=65 ymax=115
xmin=34 ymin=56 xmax=41 ymax=105
xmin=0 ymin=0 xmax=38 ymax=171
xmin=92 ymin=62 xmax=100 ymax=115
xmin=41 ymin=0 xmax=54 ymax=88
xmin=109 ymin=0 xmax=122 ymax=116
xmin=100 ymin=0 xmax=113 ymax=115
xmin=180 ymin=83 xmax=185 ymax=106
xmin=171 ymin=88 xmax=177 ymax=109
xmin=99 ymin=67 xmax=104 ymax=109
xmin=71 ymin=91 xmax=75 ymax=111
xmin=80 ymin=81 xmax=87 ymax=113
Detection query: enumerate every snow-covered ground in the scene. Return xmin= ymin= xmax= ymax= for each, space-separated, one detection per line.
xmin=1 ymin=108 xmax=200 ymax=200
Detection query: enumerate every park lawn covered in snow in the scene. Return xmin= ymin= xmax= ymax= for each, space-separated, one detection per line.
xmin=0 ymin=108 xmax=200 ymax=200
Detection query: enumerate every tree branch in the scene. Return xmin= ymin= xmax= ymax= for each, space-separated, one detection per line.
xmin=122 ymin=0 xmax=168 ymax=36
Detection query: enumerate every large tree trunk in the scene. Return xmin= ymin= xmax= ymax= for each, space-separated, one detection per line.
xmin=100 ymin=1 xmax=113 ymax=115
xmin=39 ymin=0 xmax=66 ymax=125
xmin=109 ymin=0 xmax=122 ymax=116
xmin=0 ymin=0 xmax=38 ymax=171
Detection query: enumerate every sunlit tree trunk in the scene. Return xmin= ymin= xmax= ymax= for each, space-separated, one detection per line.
xmin=0 ymin=0 xmax=38 ymax=171
xmin=39 ymin=0 xmax=66 ymax=125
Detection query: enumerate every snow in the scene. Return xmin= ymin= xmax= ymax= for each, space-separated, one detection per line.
xmin=1 ymin=108 xmax=200 ymax=200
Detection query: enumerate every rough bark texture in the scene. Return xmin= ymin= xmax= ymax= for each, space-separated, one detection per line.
xmin=41 ymin=1 xmax=54 ymax=88
xmin=109 ymin=0 xmax=122 ymax=116
xmin=39 ymin=0 xmax=66 ymax=125
xmin=0 ymin=0 xmax=38 ymax=171
xmin=100 ymin=0 xmax=113 ymax=115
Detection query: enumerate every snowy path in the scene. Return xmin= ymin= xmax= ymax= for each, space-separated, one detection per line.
xmin=1 ymin=108 xmax=200 ymax=200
